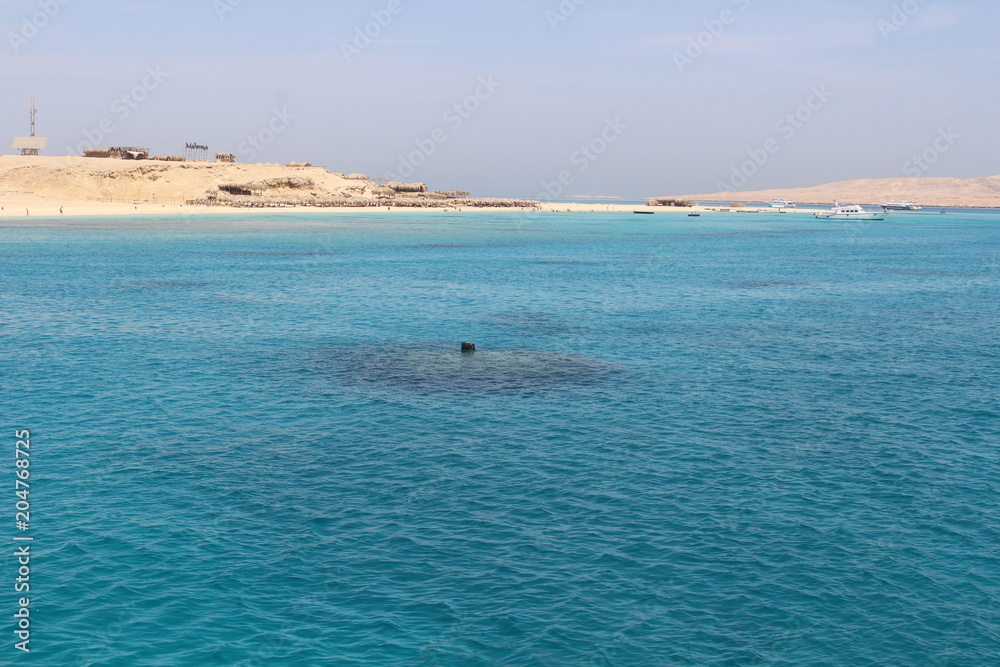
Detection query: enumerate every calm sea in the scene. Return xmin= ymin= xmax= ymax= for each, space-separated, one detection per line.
xmin=2 ymin=211 xmax=998 ymax=665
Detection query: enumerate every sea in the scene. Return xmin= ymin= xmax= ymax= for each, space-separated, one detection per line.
xmin=2 ymin=210 xmax=998 ymax=666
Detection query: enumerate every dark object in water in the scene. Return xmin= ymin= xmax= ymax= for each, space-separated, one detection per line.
xmin=688 ymin=213 xmax=701 ymax=217
xmin=461 ymin=342 xmax=476 ymax=352
xmin=634 ymin=211 xmax=654 ymax=215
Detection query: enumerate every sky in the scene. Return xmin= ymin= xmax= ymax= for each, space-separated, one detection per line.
xmin=2 ymin=0 xmax=998 ymax=199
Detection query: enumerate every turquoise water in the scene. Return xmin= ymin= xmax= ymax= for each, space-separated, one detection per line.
xmin=2 ymin=211 xmax=998 ymax=665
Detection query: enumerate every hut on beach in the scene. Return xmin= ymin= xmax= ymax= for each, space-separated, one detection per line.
xmin=387 ymin=182 xmax=428 ymax=193
xmin=83 ymin=149 xmax=112 ymax=158
xmin=108 ymin=147 xmax=150 ymax=160
xmin=216 ymin=153 xmax=236 ymax=163
xmin=152 ymin=155 xmax=186 ymax=162
xmin=647 ymin=198 xmax=693 ymax=207
xmin=218 ymin=184 xmax=256 ymax=196
xmin=461 ymin=198 xmax=537 ymax=208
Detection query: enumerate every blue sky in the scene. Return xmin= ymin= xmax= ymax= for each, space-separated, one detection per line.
xmin=2 ymin=0 xmax=997 ymax=199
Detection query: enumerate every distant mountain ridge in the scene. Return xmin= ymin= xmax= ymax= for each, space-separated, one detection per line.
xmin=674 ymin=175 xmax=1000 ymax=208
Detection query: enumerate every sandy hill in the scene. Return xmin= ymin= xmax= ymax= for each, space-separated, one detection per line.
xmin=0 ymin=155 xmax=378 ymax=203
xmin=0 ymin=155 xmax=543 ymax=213
xmin=675 ymin=175 xmax=1000 ymax=208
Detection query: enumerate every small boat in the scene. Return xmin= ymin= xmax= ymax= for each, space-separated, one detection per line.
xmin=634 ymin=211 xmax=654 ymax=215
xmin=688 ymin=212 xmax=701 ymax=217
xmin=883 ymin=201 xmax=922 ymax=210
xmin=815 ymin=203 xmax=886 ymax=221
xmin=770 ymin=199 xmax=796 ymax=208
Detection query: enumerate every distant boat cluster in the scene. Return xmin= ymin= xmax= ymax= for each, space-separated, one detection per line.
xmin=635 ymin=198 xmax=928 ymax=221
xmin=814 ymin=200 xmax=922 ymax=220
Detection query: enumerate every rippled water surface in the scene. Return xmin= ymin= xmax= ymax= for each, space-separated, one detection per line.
xmin=2 ymin=211 xmax=999 ymax=665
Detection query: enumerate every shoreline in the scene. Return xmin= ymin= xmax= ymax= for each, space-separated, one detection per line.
xmin=3 ymin=155 xmax=996 ymax=219
xmin=0 ymin=199 xmax=834 ymax=219
xmin=4 ymin=198 xmax=997 ymax=223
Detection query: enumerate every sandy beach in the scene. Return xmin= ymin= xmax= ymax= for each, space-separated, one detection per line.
xmin=4 ymin=155 xmax=995 ymax=219
xmin=0 ymin=198 xmax=835 ymax=219
xmin=0 ymin=155 xmax=646 ymax=218
xmin=0 ymin=155 xmax=831 ymax=219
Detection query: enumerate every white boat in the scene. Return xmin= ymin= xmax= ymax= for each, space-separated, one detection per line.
xmin=814 ymin=203 xmax=886 ymax=220
xmin=883 ymin=201 xmax=922 ymax=210
xmin=770 ymin=199 xmax=796 ymax=208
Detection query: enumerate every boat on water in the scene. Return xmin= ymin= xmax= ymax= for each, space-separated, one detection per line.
xmin=815 ymin=204 xmax=886 ymax=221
xmin=883 ymin=201 xmax=922 ymax=210
xmin=770 ymin=199 xmax=796 ymax=208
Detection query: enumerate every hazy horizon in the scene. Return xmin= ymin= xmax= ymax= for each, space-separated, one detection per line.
xmin=3 ymin=0 xmax=998 ymax=200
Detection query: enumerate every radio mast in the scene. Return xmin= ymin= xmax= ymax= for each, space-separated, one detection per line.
xmin=12 ymin=99 xmax=47 ymax=156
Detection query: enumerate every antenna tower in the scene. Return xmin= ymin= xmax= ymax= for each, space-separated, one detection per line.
xmin=11 ymin=99 xmax=47 ymax=156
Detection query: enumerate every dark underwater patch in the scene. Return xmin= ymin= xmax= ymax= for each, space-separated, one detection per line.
xmin=892 ymin=269 xmax=979 ymax=278
xmin=116 ymin=280 xmax=206 ymax=290
xmin=315 ymin=344 xmax=618 ymax=394
xmin=727 ymin=279 xmax=809 ymax=289
xmin=404 ymin=244 xmax=480 ymax=250
xmin=224 ymin=251 xmax=341 ymax=257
